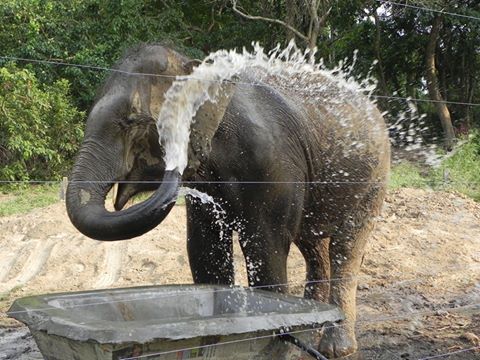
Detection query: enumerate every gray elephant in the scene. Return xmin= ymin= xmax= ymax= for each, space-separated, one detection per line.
xmin=66 ymin=44 xmax=390 ymax=358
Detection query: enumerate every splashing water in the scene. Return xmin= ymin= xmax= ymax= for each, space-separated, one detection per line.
xmin=155 ymin=40 xmax=454 ymax=178
xmin=178 ymin=187 xmax=220 ymax=206
xmin=387 ymin=98 xmax=442 ymax=166
xmin=178 ymin=186 xmax=227 ymax=234
xmin=156 ymin=41 xmax=378 ymax=174
xmin=179 ymin=187 xmax=234 ymax=277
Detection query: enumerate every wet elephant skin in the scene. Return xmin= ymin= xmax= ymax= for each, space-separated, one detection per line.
xmin=66 ymin=44 xmax=390 ymax=358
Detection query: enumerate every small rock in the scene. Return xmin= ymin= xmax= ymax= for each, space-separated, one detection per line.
xmin=461 ymin=332 xmax=480 ymax=346
xmin=435 ymin=310 xmax=448 ymax=317
xmin=357 ymin=283 xmax=370 ymax=290
xmin=177 ymin=255 xmax=186 ymax=266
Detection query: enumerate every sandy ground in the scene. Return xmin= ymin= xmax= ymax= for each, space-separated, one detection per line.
xmin=0 ymin=188 xmax=479 ymax=359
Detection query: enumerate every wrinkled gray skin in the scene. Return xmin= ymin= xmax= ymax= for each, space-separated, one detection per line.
xmin=66 ymin=44 xmax=390 ymax=358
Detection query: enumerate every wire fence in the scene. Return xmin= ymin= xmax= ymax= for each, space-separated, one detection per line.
xmin=2 ymin=257 xmax=479 ymax=359
xmin=0 ymin=180 xmax=476 ymax=185
xmin=1 ymin=3 xmax=480 ymax=359
xmin=0 ymin=178 xmax=479 ymax=185
xmin=1 ymin=54 xmax=480 ymax=110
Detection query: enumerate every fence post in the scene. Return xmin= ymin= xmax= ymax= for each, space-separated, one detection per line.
xmin=59 ymin=177 xmax=68 ymax=201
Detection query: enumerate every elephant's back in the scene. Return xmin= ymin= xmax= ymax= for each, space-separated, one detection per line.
xmin=213 ymin=75 xmax=390 ymax=184
xmin=276 ymin=73 xmax=391 ymax=181
xmin=208 ymin=82 xmax=309 ymax=182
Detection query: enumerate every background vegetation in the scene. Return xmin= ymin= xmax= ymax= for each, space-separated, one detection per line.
xmin=0 ymin=65 xmax=84 ymax=181
xmin=0 ymin=0 xmax=479 ymax=199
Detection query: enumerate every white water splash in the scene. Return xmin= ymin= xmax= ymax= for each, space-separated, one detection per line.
xmin=179 ymin=186 xmax=227 ymax=232
xmin=178 ymin=187 xmax=219 ymax=206
xmin=179 ymin=187 xmax=233 ymax=275
xmin=387 ymin=98 xmax=443 ymax=166
xmin=156 ymin=41 xmax=378 ymax=174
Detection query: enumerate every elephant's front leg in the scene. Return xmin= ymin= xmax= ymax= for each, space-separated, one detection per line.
xmin=238 ymin=220 xmax=294 ymax=294
xmin=186 ymin=199 xmax=234 ymax=285
xmin=237 ymin=186 xmax=304 ymax=293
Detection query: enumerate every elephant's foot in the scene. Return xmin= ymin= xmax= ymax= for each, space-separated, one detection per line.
xmin=319 ymin=322 xmax=357 ymax=358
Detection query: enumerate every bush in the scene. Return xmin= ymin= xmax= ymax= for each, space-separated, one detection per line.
xmin=390 ymin=132 xmax=480 ymax=201
xmin=0 ymin=64 xmax=85 ymax=182
xmin=389 ymin=162 xmax=429 ymax=189
xmin=430 ymin=132 xmax=480 ymax=201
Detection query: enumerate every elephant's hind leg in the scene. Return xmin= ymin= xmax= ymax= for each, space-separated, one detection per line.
xmin=186 ymin=199 xmax=234 ymax=285
xmin=318 ymin=225 xmax=371 ymax=358
xmin=319 ymin=186 xmax=384 ymax=358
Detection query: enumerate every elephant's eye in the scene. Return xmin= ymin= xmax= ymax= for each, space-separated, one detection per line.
xmin=121 ymin=113 xmax=155 ymax=129
xmin=126 ymin=114 xmax=136 ymax=125
xmin=118 ymin=115 xmax=135 ymax=130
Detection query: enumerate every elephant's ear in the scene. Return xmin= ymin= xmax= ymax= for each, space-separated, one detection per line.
xmin=185 ymin=82 xmax=234 ymax=177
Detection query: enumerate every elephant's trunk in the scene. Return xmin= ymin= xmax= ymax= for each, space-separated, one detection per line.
xmin=65 ymin=144 xmax=179 ymax=241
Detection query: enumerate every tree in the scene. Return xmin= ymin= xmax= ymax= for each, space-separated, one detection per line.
xmin=363 ymin=0 xmax=480 ymax=146
xmin=0 ymin=0 xmax=198 ymax=111
xmin=231 ymin=0 xmax=332 ymax=51
xmin=425 ymin=14 xmax=455 ymax=150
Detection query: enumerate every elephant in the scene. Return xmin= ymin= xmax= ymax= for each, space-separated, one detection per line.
xmin=66 ymin=44 xmax=390 ymax=358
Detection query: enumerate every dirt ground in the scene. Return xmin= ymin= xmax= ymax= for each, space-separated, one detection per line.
xmin=0 ymin=188 xmax=479 ymax=359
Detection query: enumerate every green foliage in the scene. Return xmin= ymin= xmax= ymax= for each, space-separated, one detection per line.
xmin=0 ymin=0 xmax=199 ymax=109
xmin=390 ymin=133 xmax=480 ymax=201
xmin=0 ymin=184 xmax=59 ymax=216
xmin=430 ymin=132 xmax=480 ymax=200
xmin=0 ymin=64 xmax=85 ymax=182
xmin=182 ymin=1 xmax=282 ymax=54
xmin=389 ymin=162 xmax=429 ymax=189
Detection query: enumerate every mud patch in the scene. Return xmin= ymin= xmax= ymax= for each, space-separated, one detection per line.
xmin=0 ymin=327 xmax=41 ymax=360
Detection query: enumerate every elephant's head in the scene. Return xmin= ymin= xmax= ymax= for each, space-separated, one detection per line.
xmin=66 ymin=45 xmax=232 ymax=240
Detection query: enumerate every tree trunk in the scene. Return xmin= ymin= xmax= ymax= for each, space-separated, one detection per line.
xmin=285 ymin=0 xmax=298 ymax=42
xmin=425 ymin=15 xmax=455 ymax=150
xmin=308 ymin=0 xmax=331 ymax=52
xmin=372 ymin=9 xmax=389 ymax=109
xmin=307 ymin=0 xmax=320 ymax=51
xmin=465 ymin=76 xmax=475 ymax=130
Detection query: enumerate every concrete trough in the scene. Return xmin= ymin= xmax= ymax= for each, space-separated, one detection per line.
xmin=8 ymin=285 xmax=343 ymax=359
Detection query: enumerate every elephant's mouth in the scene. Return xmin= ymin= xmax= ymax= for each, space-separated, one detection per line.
xmin=113 ymin=182 xmax=159 ymax=211
xmin=112 ymin=182 xmax=133 ymax=211
xmin=112 ymin=166 xmax=166 ymax=211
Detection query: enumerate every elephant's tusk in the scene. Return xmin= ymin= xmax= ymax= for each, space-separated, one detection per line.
xmin=111 ymin=183 xmax=118 ymax=208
